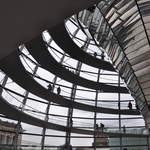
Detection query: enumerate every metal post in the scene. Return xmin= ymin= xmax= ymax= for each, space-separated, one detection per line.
xmin=147 ymin=136 xmax=150 ymax=150
xmin=93 ymin=68 xmax=101 ymax=150
xmin=65 ymin=39 xmax=90 ymax=147
xmin=93 ymin=52 xmax=104 ymax=150
xmin=41 ymin=58 xmax=65 ymax=150
xmin=0 ymin=75 xmax=8 ymax=95
xmin=65 ymin=83 xmax=77 ymax=146
xmin=0 ymin=49 xmax=39 ymax=150
xmin=22 ymin=65 xmax=39 ymax=110
xmin=63 ymin=26 xmax=80 ymax=147
xmin=41 ymin=36 xmax=67 ymax=149
xmin=118 ymin=75 xmax=122 ymax=150
xmin=13 ymin=63 xmax=39 ymax=149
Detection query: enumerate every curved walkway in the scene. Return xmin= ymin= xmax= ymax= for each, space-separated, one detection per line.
xmin=48 ymin=22 xmax=115 ymax=71
xmin=26 ymin=36 xmax=128 ymax=93
xmin=0 ymin=96 xmax=145 ymax=137
xmin=0 ymin=51 xmax=139 ymax=115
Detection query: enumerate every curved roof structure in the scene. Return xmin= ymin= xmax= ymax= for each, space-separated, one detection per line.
xmin=48 ymin=22 xmax=115 ymax=71
xmin=0 ymin=0 xmax=150 ymax=149
xmin=25 ymin=36 xmax=125 ymax=92
xmin=0 ymin=51 xmax=136 ymax=115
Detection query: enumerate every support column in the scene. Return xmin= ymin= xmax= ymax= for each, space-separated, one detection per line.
xmin=147 ymin=136 xmax=150 ymax=150
xmin=118 ymin=75 xmax=122 ymax=150
xmin=93 ymin=52 xmax=104 ymax=150
xmin=13 ymin=60 xmax=39 ymax=150
xmin=41 ymin=38 xmax=67 ymax=150
xmin=40 ymin=74 xmax=57 ymax=150
xmin=0 ymin=75 xmax=8 ymax=95
xmin=65 ymin=36 xmax=90 ymax=148
xmin=93 ymin=69 xmax=101 ymax=150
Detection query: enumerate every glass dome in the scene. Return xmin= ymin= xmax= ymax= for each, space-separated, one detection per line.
xmin=0 ymin=1 xmax=150 ymax=150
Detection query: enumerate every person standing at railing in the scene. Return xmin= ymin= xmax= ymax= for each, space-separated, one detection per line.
xmin=101 ymin=51 xmax=105 ymax=60
xmin=128 ymin=101 xmax=132 ymax=110
xmin=95 ymin=123 xmax=99 ymax=130
xmin=136 ymin=104 xmax=139 ymax=110
xmin=100 ymin=123 xmax=104 ymax=132
xmin=93 ymin=52 xmax=97 ymax=58
xmin=123 ymin=125 xmax=126 ymax=133
xmin=47 ymin=84 xmax=52 ymax=92
xmin=57 ymin=86 xmax=61 ymax=95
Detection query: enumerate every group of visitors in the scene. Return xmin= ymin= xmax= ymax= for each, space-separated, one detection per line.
xmin=48 ymin=84 xmax=61 ymax=95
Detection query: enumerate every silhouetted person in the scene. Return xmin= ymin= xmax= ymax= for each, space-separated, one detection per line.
xmin=100 ymin=123 xmax=104 ymax=132
xmin=93 ymin=52 xmax=97 ymax=58
xmin=57 ymin=86 xmax=61 ymax=95
xmin=148 ymin=104 xmax=150 ymax=111
xmin=123 ymin=125 xmax=126 ymax=133
xmin=136 ymin=104 xmax=139 ymax=110
xmin=101 ymin=52 xmax=105 ymax=60
xmin=47 ymin=84 xmax=52 ymax=91
xmin=128 ymin=101 xmax=132 ymax=110
xmin=95 ymin=123 xmax=98 ymax=130
xmin=148 ymin=128 xmax=150 ymax=133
